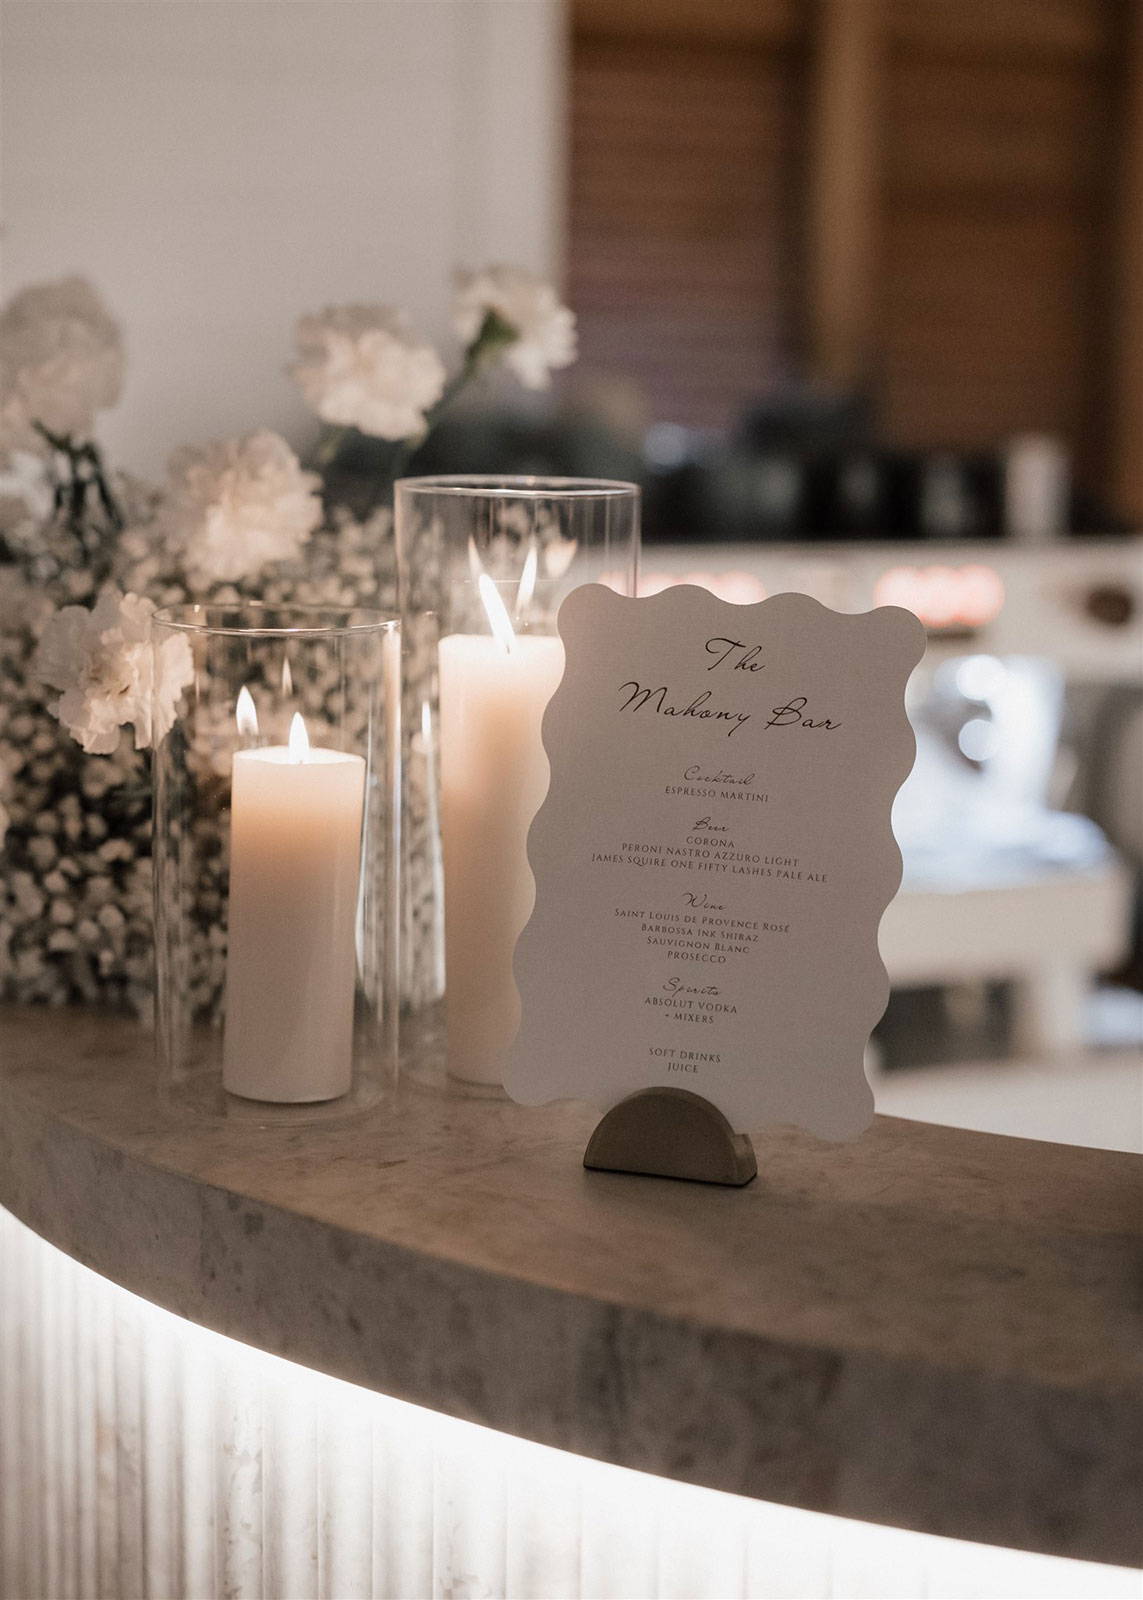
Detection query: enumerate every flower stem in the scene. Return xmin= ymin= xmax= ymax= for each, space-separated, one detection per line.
xmin=336 ymin=309 xmax=520 ymax=518
xmin=382 ymin=310 xmax=518 ymax=501
xmin=33 ymin=422 xmax=124 ymax=535
xmin=422 ymin=308 xmax=517 ymax=435
xmin=313 ymin=424 xmax=350 ymax=469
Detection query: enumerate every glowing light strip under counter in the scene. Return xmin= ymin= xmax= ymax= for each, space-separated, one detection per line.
xmin=1 ymin=1208 xmax=1135 ymax=1600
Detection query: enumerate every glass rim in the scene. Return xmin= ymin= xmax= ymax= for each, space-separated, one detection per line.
xmin=151 ymin=603 xmax=399 ymax=639
xmin=395 ymin=474 xmax=639 ymax=500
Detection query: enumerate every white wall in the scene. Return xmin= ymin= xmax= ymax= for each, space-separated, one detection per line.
xmin=0 ymin=0 xmax=566 ymax=474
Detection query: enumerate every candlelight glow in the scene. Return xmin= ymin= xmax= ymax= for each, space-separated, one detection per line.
xmin=479 ymin=572 xmax=517 ymax=654
xmin=637 ymin=571 xmax=768 ymax=604
xmin=288 ymin=711 xmax=311 ymax=763
xmin=281 ymin=656 xmax=293 ymax=697
xmin=236 ymin=684 xmax=258 ymax=739
xmin=688 ymin=570 xmax=767 ymax=604
xmin=874 ymin=563 xmax=1005 ymax=630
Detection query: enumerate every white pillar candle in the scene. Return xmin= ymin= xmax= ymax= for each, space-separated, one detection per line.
xmin=223 ymin=713 xmax=366 ymax=1103
xmin=439 ymin=628 xmax=565 ymax=1086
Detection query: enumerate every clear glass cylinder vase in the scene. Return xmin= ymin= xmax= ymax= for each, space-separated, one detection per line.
xmin=394 ymin=476 xmax=640 ymax=1090
xmin=151 ymin=604 xmax=400 ymax=1121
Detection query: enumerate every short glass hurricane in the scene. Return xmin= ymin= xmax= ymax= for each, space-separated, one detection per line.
xmin=150 ymin=604 xmax=400 ymax=1121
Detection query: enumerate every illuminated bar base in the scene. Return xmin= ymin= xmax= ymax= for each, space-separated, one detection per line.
xmin=1 ymin=1208 xmax=1132 ymax=1600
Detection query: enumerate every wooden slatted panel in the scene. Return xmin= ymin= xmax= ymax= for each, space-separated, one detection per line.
xmin=887 ymin=0 xmax=1115 ymax=62
xmin=879 ymin=0 xmax=1120 ymax=466
xmin=574 ymin=0 xmax=801 ymax=46
xmin=569 ymin=31 xmax=807 ymax=429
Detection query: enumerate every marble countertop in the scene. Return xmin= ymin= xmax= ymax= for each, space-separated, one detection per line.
xmin=0 ymin=1005 xmax=1139 ymax=1568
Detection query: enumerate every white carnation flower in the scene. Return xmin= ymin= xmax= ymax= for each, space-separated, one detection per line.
xmin=0 ymin=276 xmax=124 ymax=445
xmin=292 ymin=304 xmax=446 ymax=440
xmin=160 ymin=429 xmax=322 ymax=589
xmin=453 ymin=264 xmax=576 ymax=389
xmin=34 ymin=586 xmax=193 ymax=754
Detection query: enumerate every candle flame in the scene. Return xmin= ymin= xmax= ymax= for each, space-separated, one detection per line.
xmin=236 ymin=685 xmax=259 ymax=739
xmin=515 ymin=541 xmax=538 ymax=619
xmin=281 ymin=656 xmax=293 ymax=697
xmin=288 ymin=711 xmax=311 ymax=764
xmin=479 ymin=572 xmax=516 ymax=654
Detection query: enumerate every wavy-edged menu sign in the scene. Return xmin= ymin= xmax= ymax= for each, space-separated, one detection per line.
xmin=507 ymin=586 xmax=925 ymax=1139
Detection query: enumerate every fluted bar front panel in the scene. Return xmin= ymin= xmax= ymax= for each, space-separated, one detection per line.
xmin=0 ymin=1207 xmax=1134 ymax=1600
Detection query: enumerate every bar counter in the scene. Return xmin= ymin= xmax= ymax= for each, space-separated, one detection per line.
xmin=0 ymin=1005 xmax=1139 ymax=1594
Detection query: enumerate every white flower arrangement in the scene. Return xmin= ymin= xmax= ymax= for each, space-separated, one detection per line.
xmin=0 ymin=275 xmax=128 ymax=565
xmin=34 ymin=586 xmax=193 ymax=755
xmin=453 ymin=263 xmax=576 ymax=390
xmin=0 ymin=276 xmax=124 ymax=449
xmin=1 ymin=260 xmax=579 ymax=1012
xmin=292 ymin=264 xmax=576 ymax=488
xmin=292 ymin=305 xmax=447 ymax=441
xmin=0 ymin=509 xmax=402 ymax=1013
xmin=157 ymin=429 xmax=323 ymax=589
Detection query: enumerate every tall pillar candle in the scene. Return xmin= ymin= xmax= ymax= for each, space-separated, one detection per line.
xmin=439 ymin=632 xmax=565 ymax=1085
xmin=223 ymin=717 xmax=366 ymax=1102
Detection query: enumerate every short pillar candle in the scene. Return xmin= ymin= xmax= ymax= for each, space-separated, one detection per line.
xmin=223 ymin=708 xmax=365 ymax=1103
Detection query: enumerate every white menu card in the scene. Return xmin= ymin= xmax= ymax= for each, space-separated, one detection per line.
xmin=507 ymin=585 xmax=925 ymax=1138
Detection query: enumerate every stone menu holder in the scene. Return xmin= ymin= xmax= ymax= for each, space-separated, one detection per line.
xmin=583 ymin=1087 xmax=757 ymax=1185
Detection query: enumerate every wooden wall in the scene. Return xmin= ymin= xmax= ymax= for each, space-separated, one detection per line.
xmin=569 ymin=0 xmax=1141 ymax=512
xmin=570 ymin=26 xmax=806 ymax=430
xmin=879 ymin=0 xmax=1118 ymax=465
